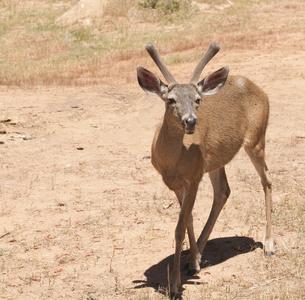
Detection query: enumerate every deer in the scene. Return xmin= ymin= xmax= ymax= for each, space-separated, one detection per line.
xmin=137 ymin=42 xmax=274 ymax=295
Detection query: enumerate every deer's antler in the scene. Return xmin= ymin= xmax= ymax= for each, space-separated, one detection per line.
xmin=189 ymin=42 xmax=220 ymax=84
xmin=145 ymin=42 xmax=177 ymax=87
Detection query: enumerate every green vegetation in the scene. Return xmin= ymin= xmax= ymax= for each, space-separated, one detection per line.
xmin=139 ymin=0 xmax=189 ymax=14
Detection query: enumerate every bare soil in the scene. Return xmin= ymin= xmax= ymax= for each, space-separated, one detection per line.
xmin=1 ymin=3 xmax=305 ymax=299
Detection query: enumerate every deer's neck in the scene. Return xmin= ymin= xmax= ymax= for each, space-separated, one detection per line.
xmin=162 ymin=113 xmax=185 ymax=142
xmin=152 ymin=114 xmax=186 ymax=169
xmin=151 ymin=113 xmax=204 ymax=190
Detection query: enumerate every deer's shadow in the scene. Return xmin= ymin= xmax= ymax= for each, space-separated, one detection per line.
xmin=133 ymin=236 xmax=262 ymax=296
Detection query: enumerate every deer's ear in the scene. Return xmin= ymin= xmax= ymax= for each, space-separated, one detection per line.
xmin=198 ymin=66 xmax=229 ymax=96
xmin=137 ymin=67 xmax=168 ymax=96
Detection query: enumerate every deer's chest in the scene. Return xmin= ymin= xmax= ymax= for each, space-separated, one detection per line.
xmin=151 ymin=138 xmax=204 ymax=191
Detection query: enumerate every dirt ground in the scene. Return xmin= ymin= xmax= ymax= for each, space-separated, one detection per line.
xmin=1 ymin=3 xmax=305 ymax=300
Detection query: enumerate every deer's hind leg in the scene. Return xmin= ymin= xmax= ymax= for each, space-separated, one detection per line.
xmin=197 ymin=167 xmax=231 ymax=255
xmin=244 ymin=139 xmax=274 ymax=257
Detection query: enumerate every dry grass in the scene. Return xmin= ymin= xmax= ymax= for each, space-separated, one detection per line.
xmin=0 ymin=0 xmax=301 ymax=86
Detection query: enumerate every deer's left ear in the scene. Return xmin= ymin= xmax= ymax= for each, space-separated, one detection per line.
xmin=198 ymin=66 xmax=229 ymax=96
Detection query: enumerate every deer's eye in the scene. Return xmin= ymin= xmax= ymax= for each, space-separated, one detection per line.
xmin=195 ymin=98 xmax=201 ymax=105
xmin=167 ymin=98 xmax=176 ymax=105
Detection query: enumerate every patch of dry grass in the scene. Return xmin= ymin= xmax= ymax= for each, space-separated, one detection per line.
xmin=1 ymin=0 xmax=303 ymax=86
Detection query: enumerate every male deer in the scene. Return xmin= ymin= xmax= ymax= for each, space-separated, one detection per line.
xmin=137 ymin=42 xmax=274 ymax=295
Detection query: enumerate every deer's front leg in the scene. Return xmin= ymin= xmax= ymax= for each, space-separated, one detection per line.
xmin=170 ymin=183 xmax=199 ymax=295
xmin=175 ymin=190 xmax=201 ymax=274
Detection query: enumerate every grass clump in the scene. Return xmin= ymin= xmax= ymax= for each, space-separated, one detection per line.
xmin=138 ymin=0 xmax=192 ymax=21
xmin=139 ymin=0 xmax=184 ymax=14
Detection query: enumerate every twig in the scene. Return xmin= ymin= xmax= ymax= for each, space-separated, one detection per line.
xmin=0 ymin=232 xmax=11 ymax=239
xmin=0 ymin=119 xmax=11 ymax=123
xmin=164 ymin=202 xmax=174 ymax=210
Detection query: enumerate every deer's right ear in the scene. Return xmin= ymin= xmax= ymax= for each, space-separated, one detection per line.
xmin=197 ymin=66 xmax=229 ymax=96
xmin=137 ymin=67 xmax=168 ymax=97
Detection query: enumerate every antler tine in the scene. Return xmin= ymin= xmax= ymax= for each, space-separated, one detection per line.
xmin=190 ymin=42 xmax=221 ymax=84
xmin=145 ymin=42 xmax=177 ymax=86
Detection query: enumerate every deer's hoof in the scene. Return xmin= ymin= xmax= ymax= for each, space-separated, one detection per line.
xmin=184 ymin=253 xmax=201 ymax=273
xmin=264 ymin=238 xmax=275 ymax=257
xmin=169 ymin=284 xmax=180 ymax=298
xmin=187 ymin=268 xmax=200 ymax=276
xmin=265 ymin=250 xmax=275 ymax=257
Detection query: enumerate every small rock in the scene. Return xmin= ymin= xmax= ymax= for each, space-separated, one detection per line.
xmin=23 ymin=135 xmax=35 ymax=140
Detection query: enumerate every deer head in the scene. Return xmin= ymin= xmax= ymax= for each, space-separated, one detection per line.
xmin=137 ymin=42 xmax=229 ymax=134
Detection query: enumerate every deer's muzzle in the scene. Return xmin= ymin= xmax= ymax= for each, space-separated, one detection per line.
xmin=182 ymin=117 xmax=198 ymax=134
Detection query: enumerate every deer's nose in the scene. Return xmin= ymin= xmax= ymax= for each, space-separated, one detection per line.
xmin=184 ymin=117 xmax=197 ymax=128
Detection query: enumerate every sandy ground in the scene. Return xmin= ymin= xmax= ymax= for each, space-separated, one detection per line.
xmin=1 ymin=3 xmax=305 ymax=300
